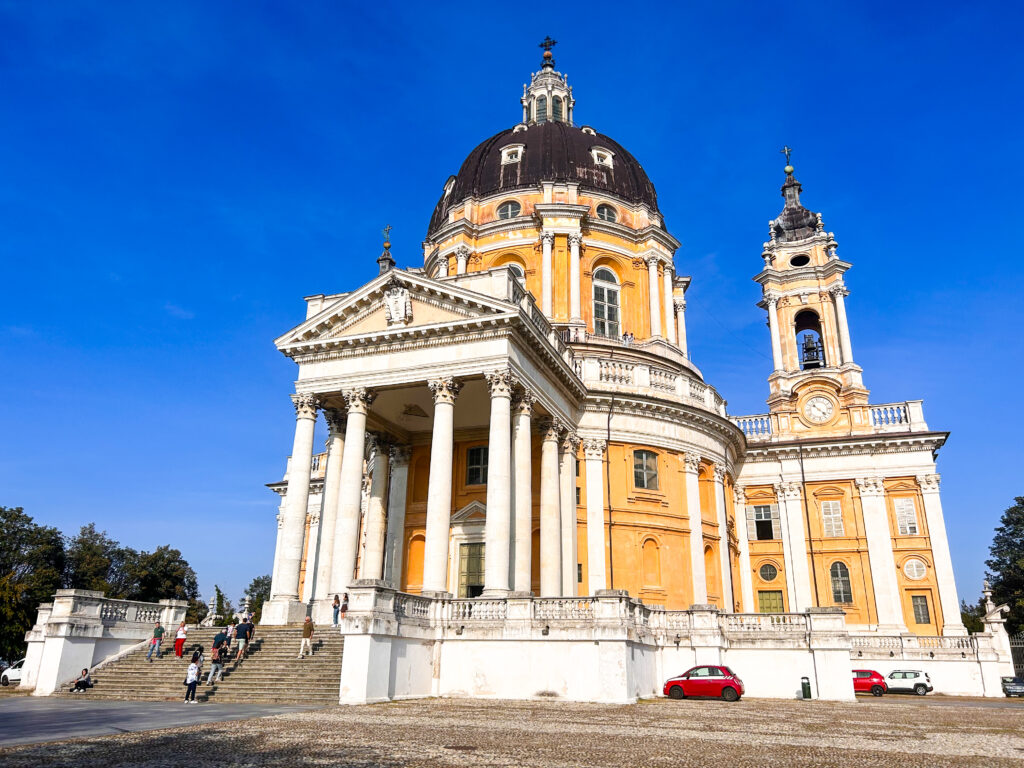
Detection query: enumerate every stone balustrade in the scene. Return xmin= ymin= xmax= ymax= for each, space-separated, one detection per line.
xmin=734 ymin=400 xmax=929 ymax=443
xmin=850 ymin=632 xmax=979 ymax=659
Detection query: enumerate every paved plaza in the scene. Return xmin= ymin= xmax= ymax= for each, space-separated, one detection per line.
xmin=1 ymin=696 xmax=1023 ymax=767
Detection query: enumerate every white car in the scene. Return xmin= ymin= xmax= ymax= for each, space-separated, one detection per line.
xmin=1 ymin=659 xmax=24 ymax=686
xmin=885 ymin=669 xmax=933 ymax=695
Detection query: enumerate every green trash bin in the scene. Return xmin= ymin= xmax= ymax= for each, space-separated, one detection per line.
xmin=801 ymin=677 xmax=812 ymax=699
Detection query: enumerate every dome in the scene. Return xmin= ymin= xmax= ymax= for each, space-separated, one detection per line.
xmin=427 ymin=121 xmax=660 ymax=238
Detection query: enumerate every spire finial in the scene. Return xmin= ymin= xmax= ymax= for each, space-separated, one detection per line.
xmin=780 ymin=145 xmax=794 ymax=175
xmin=377 ymin=224 xmax=395 ymax=274
xmin=539 ymin=36 xmax=557 ymax=68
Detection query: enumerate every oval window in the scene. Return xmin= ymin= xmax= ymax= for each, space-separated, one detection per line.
xmin=496 ymin=201 xmax=521 ymax=220
xmin=759 ymin=563 xmax=778 ymax=582
xmin=903 ymin=559 xmax=927 ymax=581
xmin=596 ymin=204 xmax=617 ymax=223
xmin=790 ymin=254 xmax=811 ymax=267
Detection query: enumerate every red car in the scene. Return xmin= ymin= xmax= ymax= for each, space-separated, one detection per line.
xmin=663 ymin=665 xmax=745 ymax=701
xmin=852 ymin=669 xmax=887 ymax=696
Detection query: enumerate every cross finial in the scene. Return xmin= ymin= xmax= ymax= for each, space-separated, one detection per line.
xmin=382 ymin=224 xmax=392 ymax=245
xmin=539 ymin=36 xmax=557 ymax=53
xmin=780 ymin=145 xmax=793 ymax=166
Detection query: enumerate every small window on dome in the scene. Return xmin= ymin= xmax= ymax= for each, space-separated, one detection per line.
xmin=591 ymin=147 xmax=614 ymax=168
xmin=596 ymin=204 xmax=617 ymax=223
xmin=552 ymin=97 xmax=563 ymax=122
xmin=790 ymin=254 xmax=811 ymax=267
xmin=536 ymin=96 xmax=547 ymax=124
xmin=497 ymin=201 xmax=521 ymax=220
xmin=501 ymin=144 xmax=525 ymax=165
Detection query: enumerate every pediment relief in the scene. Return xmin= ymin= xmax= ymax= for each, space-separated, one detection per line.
xmin=451 ymin=500 xmax=486 ymax=523
xmin=325 ymin=296 xmax=474 ymax=339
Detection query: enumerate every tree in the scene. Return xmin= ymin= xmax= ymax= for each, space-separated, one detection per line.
xmin=124 ymin=546 xmax=199 ymax=604
xmin=0 ymin=507 xmax=65 ymax=662
xmin=242 ymin=575 xmax=271 ymax=623
xmin=63 ymin=524 xmax=131 ymax=595
xmin=960 ymin=598 xmax=985 ymax=634
xmin=213 ymin=585 xmax=233 ymax=618
xmin=985 ymin=496 xmax=1024 ymax=635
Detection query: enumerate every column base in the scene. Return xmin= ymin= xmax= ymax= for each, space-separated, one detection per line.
xmin=875 ymin=623 xmax=909 ymax=635
xmin=261 ymin=597 xmax=308 ymax=625
xmin=942 ymin=623 xmax=969 ymax=636
xmin=480 ymin=588 xmax=511 ymax=599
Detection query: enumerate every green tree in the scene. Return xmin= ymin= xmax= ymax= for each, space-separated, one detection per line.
xmin=63 ymin=523 xmax=130 ymax=594
xmin=985 ymin=496 xmax=1024 ymax=635
xmin=213 ymin=585 xmax=233 ymax=618
xmin=960 ymin=598 xmax=985 ymax=634
xmin=242 ymin=575 xmax=271 ymax=623
xmin=124 ymin=546 xmax=199 ymax=604
xmin=0 ymin=507 xmax=65 ymax=662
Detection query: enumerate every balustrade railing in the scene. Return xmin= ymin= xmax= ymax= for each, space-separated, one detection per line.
xmin=533 ymin=598 xmax=596 ymax=621
xmin=394 ymin=593 xmax=431 ymax=620
xmin=850 ymin=634 xmax=977 ymax=655
xmin=599 ymin=360 xmax=634 ymax=385
xmin=869 ymin=402 xmax=910 ymax=430
xmin=445 ymin=599 xmax=507 ymax=622
xmin=734 ymin=414 xmax=773 ymax=440
xmin=721 ymin=613 xmax=807 ymax=633
xmin=649 ymin=367 xmax=677 ymax=392
xmin=97 ymin=600 xmax=163 ymax=625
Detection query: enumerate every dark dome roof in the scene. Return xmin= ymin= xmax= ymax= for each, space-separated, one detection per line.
xmin=427 ymin=122 xmax=659 ymax=237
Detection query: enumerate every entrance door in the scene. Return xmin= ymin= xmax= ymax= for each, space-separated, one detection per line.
xmin=458 ymin=542 xmax=485 ymax=598
xmin=758 ymin=590 xmax=784 ymax=613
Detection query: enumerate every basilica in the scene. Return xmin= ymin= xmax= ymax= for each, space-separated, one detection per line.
xmin=260 ymin=45 xmax=1011 ymax=702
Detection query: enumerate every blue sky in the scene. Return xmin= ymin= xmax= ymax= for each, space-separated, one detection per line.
xmin=1 ymin=1 xmax=1021 ymax=607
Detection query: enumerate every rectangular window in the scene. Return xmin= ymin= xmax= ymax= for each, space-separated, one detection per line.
xmin=753 ymin=505 xmax=774 ymax=540
xmin=894 ymin=497 xmax=919 ymax=535
xmin=575 ymin=487 xmax=581 ymax=506
xmin=633 ymin=450 xmax=659 ymax=490
xmin=758 ymin=590 xmax=784 ymax=613
xmin=575 ymin=458 xmax=580 ymax=477
xmin=466 ymin=446 xmax=488 ymax=486
xmin=821 ymin=500 xmax=845 ymax=537
xmin=912 ymin=595 xmax=931 ymax=624
xmin=458 ymin=542 xmax=485 ymax=598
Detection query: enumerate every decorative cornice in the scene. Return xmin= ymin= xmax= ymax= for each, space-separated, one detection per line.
xmin=291 ymin=393 xmax=321 ymax=420
xmin=742 ymin=432 xmax=948 ymax=463
xmin=428 ymin=377 xmax=462 ymax=405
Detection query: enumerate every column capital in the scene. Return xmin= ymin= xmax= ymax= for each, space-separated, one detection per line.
xmin=646 ymin=254 xmax=661 ymax=269
xmin=916 ymin=473 xmax=941 ymax=493
xmin=537 ymin=417 xmax=564 ymax=442
xmin=763 ymin=290 xmax=780 ymax=306
xmin=343 ymin=388 xmax=376 ymax=415
xmin=367 ymin=431 xmax=394 ymax=455
xmin=455 ymin=244 xmax=472 ymax=259
xmin=828 ymin=283 xmax=848 ymax=298
xmin=733 ymin=485 xmax=746 ymax=506
xmin=276 ymin=512 xmax=284 ymax=529
xmin=682 ymin=452 xmax=702 ymax=474
xmin=775 ymin=480 xmax=803 ymax=500
xmin=540 ymin=231 xmax=555 ymax=246
xmin=511 ymin=387 xmax=536 ymax=416
xmin=428 ymin=377 xmax=462 ymax=405
xmin=485 ymin=368 xmax=516 ymax=399
xmin=855 ymin=476 xmax=886 ymax=497
xmin=582 ymin=438 xmax=606 ymax=459
xmin=388 ymin=444 xmax=412 ymax=466
xmin=568 ymin=233 xmax=583 ymax=248
xmin=673 ymin=298 xmax=687 ymax=313
xmin=291 ymin=393 xmax=321 ymax=420
xmin=713 ymin=465 xmax=727 ymax=483
xmin=560 ymin=431 xmax=581 ymax=454
xmin=323 ymin=408 xmax=347 ymax=436
xmin=663 ymin=261 xmax=674 ymax=277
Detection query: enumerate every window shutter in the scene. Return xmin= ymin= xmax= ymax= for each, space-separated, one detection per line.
xmin=745 ymin=505 xmax=757 ymax=540
xmin=770 ymin=504 xmax=781 ymax=540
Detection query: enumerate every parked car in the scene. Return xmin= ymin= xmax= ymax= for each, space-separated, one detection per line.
xmin=852 ymin=669 xmax=887 ymax=696
xmin=1001 ymin=676 xmax=1024 ymax=698
xmin=0 ymin=659 xmax=24 ymax=687
xmin=663 ymin=665 xmax=744 ymax=701
xmin=885 ymin=669 xmax=932 ymax=695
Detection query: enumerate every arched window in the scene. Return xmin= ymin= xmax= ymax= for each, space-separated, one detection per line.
xmin=404 ymin=534 xmax=425 ymax=591
xmin=592 ymin=267 xmax=620 ymax=338
xmin=633 ymin=450 xmax=659 ymax=490
xmin=830 ymin=562 xmax=853 ymax=604
xmin=506 ymin=263 xmax=526 ymax=285
xmin=794 ymin=310 xmax=825 ymax=369
xmin=496 ymin=200 xmax=521 ymax=220
xmin=552 ymin=97 xmax=563 ymax=122
xmin=596 ymin=204 xmax=617 ymax=223
xmin=642 ymin=538 xmax=661 ymax=586
xmin=536 ymin=96 xmax=548 ymax=123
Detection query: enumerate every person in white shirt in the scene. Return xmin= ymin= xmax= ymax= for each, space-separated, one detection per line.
xmin=184 ymin=659 xmax=199 ymax=703
xmin=174 ymin=622 xmax=188 ymax=658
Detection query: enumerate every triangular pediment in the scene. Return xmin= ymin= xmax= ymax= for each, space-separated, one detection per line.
xmin=275 ymin=270 xmax=518 ymax=351
xmin=451 ymin=500 xmax=486 ymax=523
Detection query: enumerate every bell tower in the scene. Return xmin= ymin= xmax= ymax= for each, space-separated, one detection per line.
xmin=755 ymin=150 xmax=868 ymax=432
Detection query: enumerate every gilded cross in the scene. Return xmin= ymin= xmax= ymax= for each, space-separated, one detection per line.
xmin=539 ymin=36 xmax=557 ymax=53
xmin=780 ymin=145 xmax=793 ymax=165
xmin=382 ymin=224 xmax=392 ymax=243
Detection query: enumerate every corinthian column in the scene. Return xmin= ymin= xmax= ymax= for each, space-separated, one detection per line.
xmin=663 ymin=263 xmax=677 ymax=344
xmin=329 ymin=388 xmax=375 ymax=596
xmin=382 ymin=445 xmax=412 ymax=587
xmin=269 ymin=393 xmax=320 ymax=613
xmin=830 ymin=284 xmax=855 ymax=365
xmin=777 ymin=481 xmax=812 ymax=611
xmin=583 ymin=438 xmax=607 ymax=594
xmin=568 ymin=233 xmax=582 ymax=322
xmin=560 ymin=431 xmax=580 ymax=596
xmin=511 ymin=390 xmax=535 ymax=593
xmin=538 ymin=418 xmax=563 ymax=596
xmin=675 ymin=299 xmax=688 ymax=357
xmin=683 ymin=453 xmax=707 ymax=604
xmin=456 ymin=245 xmax=470 ymax=275
xmin=734 ymin=485 xmax=754 ymax=613
xmin=483 ymin=370 xmax=514 ymax=597
xmin=647 ymin=256 xmax=662 ymax=338
xmin=917 ymin=474 xmax=966 ymax=634
xmin=856 ymin=477 xmax=907 ymax=632
xmin=422 ymin=378 xmax=461 ymax=594
xmin=713 ymin=465 xmax=734 ymax=611
xmin=359 ymin=434 xmax=391 ymax=580
xmin=312 ymin=409 xmax=345 ymax=607
xmin=541 ymin=232 xmax=555 ymax=315
xmin=766 ymin=292 xmax=784 ymax=372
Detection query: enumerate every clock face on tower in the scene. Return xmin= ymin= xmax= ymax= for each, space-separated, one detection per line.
xmin=803 ymin=395 xmax=835 ymax=424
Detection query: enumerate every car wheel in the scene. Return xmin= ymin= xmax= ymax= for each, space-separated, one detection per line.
xmin=721 ymin=686 xmax=739 ymax=702
xmin=914 ymin=684 xmax=927 ymax=696
xmin=1 ymin=676 xmax=8 ymax=687
xmin=870 ymin=685 xmax=884 ymax=697
xmin=668 ymin=686 xmax=684 ymax=700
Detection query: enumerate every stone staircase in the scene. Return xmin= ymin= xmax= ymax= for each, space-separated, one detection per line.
xmin=56 ymin=625 xmax=343 ymax=705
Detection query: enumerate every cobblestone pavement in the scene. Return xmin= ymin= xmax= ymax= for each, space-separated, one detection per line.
xmin=1 ymin=696 xmax=1023 ymax=767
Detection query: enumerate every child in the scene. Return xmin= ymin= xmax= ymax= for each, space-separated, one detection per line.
xmin=184 ymin=657 xmax=200 ymax=703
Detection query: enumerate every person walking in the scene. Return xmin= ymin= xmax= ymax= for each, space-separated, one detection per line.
xmin=332 ymin=595 xmax=341 ymax=626
xmin=184 ymin=657 xmax=199 ymax=703
xmin=174 ymin=621 xmax=188 ymax=657
xmin=224 ymin=621 xmax=235 ymax=652
xmin=298 ymin=616 xmax=315 ymax=658
xmin=234 ymin=617 xmax=250 ymax=663
xmin=146 ymin=621 xmax=165 ymax=661
xmin=206 ymin=643 xmax=224 ymax=685
xmin=70 ymin=668 xmax=92 ymax=693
